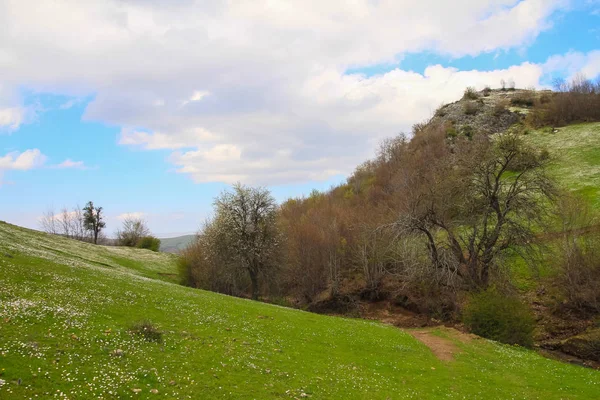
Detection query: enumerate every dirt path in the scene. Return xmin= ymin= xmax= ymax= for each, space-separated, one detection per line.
xmin=407 ymin=328 xmax=476 ymax=361
xmin=408 ymin=330 xmax=458 ymax=361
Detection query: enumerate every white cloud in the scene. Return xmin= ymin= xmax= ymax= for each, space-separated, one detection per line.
xmin=0 ymin=149 xmax=47 ymax=170
xmin=0 ymin=107 xmax=25 ymax=131
xmin=0 ymin=0 xmax=580 ymax=183
xmin=182 ymin=90 xmax=211 ymax=106
xmin=543 ymin=50 xmax=600 ymax=83
xmin=54 ymin=159 xmax=88 ymax=170
xmin=117 ymin=212 xmax=145 ymax=221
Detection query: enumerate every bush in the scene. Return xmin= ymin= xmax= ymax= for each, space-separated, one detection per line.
xmin=482 ymin=86 xmax=492 ymax=97
xmin=510 ymin=92 xmax=535 ymax=107
xmin=463 ymin=289 xmax=534 ymax=347
xmin=492 ymin=99 xmax=509 ymax=116
xmin=463 ymin=87 xmax=479 ymax=100
xmin=460 ymin=124 xmax=475 ymax=139
xmin=556 ymin=233 xmax=600 ymax=313
xmin=463 ymin=101 xmax=479 ymax=115
xmin=129 ymin=320 xmax=163 ymax=343
xmin=136 ymin=236 xmax=161 ymax=252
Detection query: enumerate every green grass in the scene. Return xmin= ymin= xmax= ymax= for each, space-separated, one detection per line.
xmin=524 ymin=122 xmax=600 ymax=212
xmin=1 ymin=222 xmax=600 ymax=399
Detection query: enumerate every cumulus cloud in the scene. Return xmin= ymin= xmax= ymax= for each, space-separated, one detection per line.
xmin=0 ymin=107 xmax=25 ymax=131
xmin=0 ymin=0 xmax=580 ymax=183
xmin=544 ymin=50 xmax=600 ymax=81
xmin=0 ymin=149 xmax=47 ymax=171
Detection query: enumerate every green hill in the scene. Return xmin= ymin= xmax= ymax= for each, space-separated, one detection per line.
xmin=158 ymin=234 xmax=195 ymax=254
xmin=524 ymin=122 xmax=600 ymax=212
xmin=1 ymin=222 xmax=599 ymax=399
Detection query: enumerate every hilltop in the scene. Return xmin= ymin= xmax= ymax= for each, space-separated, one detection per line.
xmin=1 ymin=221 xmax=599 ymax=398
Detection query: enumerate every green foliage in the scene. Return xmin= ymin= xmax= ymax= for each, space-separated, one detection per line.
xmin=463 ymin=289 xmax=534 ymax=347
xmin=523 ymin=123 xmax=600 ymax=212
xmin=460 ymin=124 xmax=475 ymax=139
xmin=129 ymin=320 xmax=163 ymax=343
xmin=445 ymin=125 xmax=458 ymax=138
xmin=137 ymin=236 xmax=161 ymax=252
xmin=82 ymin=201 xmax=106 ymax=244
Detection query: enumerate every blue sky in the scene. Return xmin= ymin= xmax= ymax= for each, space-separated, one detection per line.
xmin=1 ymin=0 xmax=599 ymax=236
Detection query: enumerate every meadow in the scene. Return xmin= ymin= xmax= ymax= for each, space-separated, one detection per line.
xmin=1 ymin=222 xmax=599 ymax=399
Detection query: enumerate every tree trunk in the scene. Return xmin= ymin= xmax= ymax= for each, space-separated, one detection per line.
xmin=248 ymin=268 xmax=259 ymax=300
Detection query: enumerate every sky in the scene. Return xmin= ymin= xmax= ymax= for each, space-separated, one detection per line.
xmin=1 ymin=0 xmax=599 ymax=237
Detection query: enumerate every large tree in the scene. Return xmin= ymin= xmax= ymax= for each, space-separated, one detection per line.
xmin=83 ymin=201 xmax=106 ymax=245
xmin=395 ymin=132 xmax=554 ymax=288
xmin=213 ymin=184 xmax=281 ymax=299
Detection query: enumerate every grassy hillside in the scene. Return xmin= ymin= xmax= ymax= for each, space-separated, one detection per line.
xmin=159 ymin=234 xmax=195 ymax=254
xmin=524 ymin=122 xmax=600 ymax=212
xmin=1 ymin=222 xmax=599 ymax=399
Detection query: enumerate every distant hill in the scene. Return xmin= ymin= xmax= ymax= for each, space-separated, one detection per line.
xmin=159 ymin=234 xmax=195 ymax=253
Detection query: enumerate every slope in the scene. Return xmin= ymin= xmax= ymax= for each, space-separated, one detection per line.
xmin=158 ymin=234 xmax=195 ymax=254
xmin=524 ymin=122 xmax=600 ymax=212
xmin=1 ymin=222 xmax=599 ymax=399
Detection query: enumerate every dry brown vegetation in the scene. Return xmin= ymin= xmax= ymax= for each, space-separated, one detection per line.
xmin=179 ymin=79 xmax=600 ymax=353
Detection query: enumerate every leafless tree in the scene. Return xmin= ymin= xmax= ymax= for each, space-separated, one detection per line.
xmin=40 ymin=208 xmax=58 ymax=235
xmin=116 ymin=217 xmax=150 ymax=247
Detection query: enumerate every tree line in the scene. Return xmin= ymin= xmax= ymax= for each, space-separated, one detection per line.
xmin=41 ymin=201 xmax=160 ymax=251
xmin=179 ymin=77 xmax=600 ymax=346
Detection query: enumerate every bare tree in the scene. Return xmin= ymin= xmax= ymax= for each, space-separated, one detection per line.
xmin=116 ymin=217 xmax=150 ymax=247
xmin=83 ymin=201 xmax=106 ymax=245
xmin=40 ymin=208 xmax=58 ymax=235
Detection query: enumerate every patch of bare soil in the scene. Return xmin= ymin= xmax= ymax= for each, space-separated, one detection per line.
xmin=359 ymin=300 xmax=435 ymax=328
xmin=409 ymin=330 xmax=457 ymax=361
xmin=408 ymin=328 xmax=478 ymax=362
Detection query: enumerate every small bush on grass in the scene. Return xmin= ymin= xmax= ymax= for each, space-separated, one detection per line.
xmin=482 ymin=86 xmax=492 ymax=97
xmin=129 ymin=320 xmax=163 ymax=343
xmin=463 ymin=289 xmax=534 ymax=347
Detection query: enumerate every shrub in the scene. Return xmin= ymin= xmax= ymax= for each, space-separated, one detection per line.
xmin=463 ymin=289 xmax=534 ymax=347
xmin=463 ymin=87 xmax=479 ymax=100
xmin=460 ymin=124 xmax=475 ymax=139
xmin=435 ymin=104 xmax=448 ymax=117
xmin=511 ymin=92 xmax=535 ymax=107
xmin=445 ymin=121 xmax=458 ymax=138
xmin=129 ymin=320 xmax=162 ymax=343
xmin=482 ymin=86 xmax=492 ymax=97
xmin=556 ymin=233 xmax=600 ymax=313
xmin=136 ymin=236 xmax=161 ymax=252
xmin=492 ymin=99 xmax=509 ymax=116
xmin=463 ymin=101 xmax=479 ymax=115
